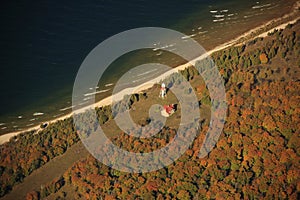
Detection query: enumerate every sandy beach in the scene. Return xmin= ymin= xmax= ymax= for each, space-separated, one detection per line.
xmin=0 ymin=10 xmax=299 ymax=145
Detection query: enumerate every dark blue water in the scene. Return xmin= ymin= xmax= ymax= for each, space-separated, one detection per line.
xmin=0 ymin=0 xmax=295 ymax=133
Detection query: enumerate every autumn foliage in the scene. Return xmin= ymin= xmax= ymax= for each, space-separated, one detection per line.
xmin=259 ymin=53 xmax=269 ymax=64
xmin=2 ymin=18 xmax=300 ymax=200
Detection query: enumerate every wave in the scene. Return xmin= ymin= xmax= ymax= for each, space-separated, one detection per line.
xmin=83 ymin=97 xmax=92 ymax=101
xmin=210 ymin=10 xmax=218 ymax=13
xmin=267 ymin=4 xmax=279 ymax=10
xmin=198 ymin=31 xmax=208 ymax=35
xmin=228 ymin=13 xmax=235 ymax=17
xmin=227 ymin=16 xmax=239 ymax=21
xmin=0 ymin=123 xmax=5 ymax=126
xmin=132 ymin=71 xmax=161 ymax=84
xmin=168 ymin=48 xmax=177 ymax=52
xmin=1 ymin=127 xmax=7 ymax=130
xmin=221 ymin=9 xmax=228 ymax=13
xmin=89 ymin=85 xmax=104 ymax=90
xmin=153 ymin=43 xmax=176 ymax=51
xmin=26 ymin=123 xmax=34 ymax=127
xmin=181 ymin=34 xmax=197 ymax=39
xmin=244 ymin=15 xmax=254 ymax=19
xmin=214 ymin=14 xmax=225 ymax=18
xmin=105 ymin=83 xmax=114 ymax=87
xmin=59 ymin=105 xmax=75 ymax=111
xmin=53 ymin=113 xmax=64 ymax=118
xmin=84 ymin=89 xmax=110 ymax=97
xmin=132 ymin=76 xmax=148 ymax=83
xmin=252 ymin=3 xmax=271 ymax=9
xmin=213 ymin=18 xmax=225 ymax=22
xmin=78 ymin=101 xmax=89 ymax=106
xmin=29 ymin=118 xmax=36 ymax=121
xmin=137 ymin=68 xmax=158 ymax=77
xmin=156 ymin=51 xmax=163 ymax=56
xmin=33 ymin=112 xmax=44 ymax=116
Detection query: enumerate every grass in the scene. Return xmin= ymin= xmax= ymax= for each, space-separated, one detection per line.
xmin=3 ymin=73 xmax=212 ymax=200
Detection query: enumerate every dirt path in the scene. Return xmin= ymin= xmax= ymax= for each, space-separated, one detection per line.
xmin=0 ymin=142 xmax=89 ymax=200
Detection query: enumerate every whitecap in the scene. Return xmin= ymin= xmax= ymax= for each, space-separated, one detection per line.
xmin=168 ymin=48 xmax=177 ymax=52
xmin=53 ymin=113 xmax=64 ymax=118
xmin=210 ymin=10 xmax=218 ymax=13
xmin=105 ymin=83 xmax=114 ymax=87
xmin=137 ymin=68 xmax=158 ymax=77
xmin=78 ymin=101 xmax=89 ymax=106
xmin=1 ymin=127 xmax=7 ymax=130
xmin=153 ymin=43 xmax=175 ymax=51
xmin=181 ymin=34 xmax=197 ymax=39
xmin=198 ymin=31 xmax=208 ymax=35
xmin=132 ymin=77 xmax=148 ymax=83
xmin=18 ymin=116 xmax=23 ymax=119
xmin=153 ymin=42 xmax=160 ymax=46
xmin=266 ymin=4 xmax=279 ymax=10
xmin=84 ymin=89 xmax=110 ymax=97
xmin=214 ymin=14 xmax=225 ymax=18
xmin=252 ymin=3 xmax=271 ymax=9
xmin=29 ymin=118 xmax=36 ymax=121
xmin=0 ymin=123 xmax=5 ymax=126
xmin=59 ymin=105 xmax=75 ymax=111
xmin=213 ymin=18 xmax=225 ymax=22
xmin=83 ymin=97 xmax=92 ymax=101
xmin=26 ymin=123 xmax=34 ymax=127
xmin=160 ymin=45 xmax=170 ymax=49
xmin=33 ymin=112 xmax=44 ymax=116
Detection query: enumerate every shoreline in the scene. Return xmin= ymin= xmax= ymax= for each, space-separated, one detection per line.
xmin=0 ymin=11 xmax=299 ymax=145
